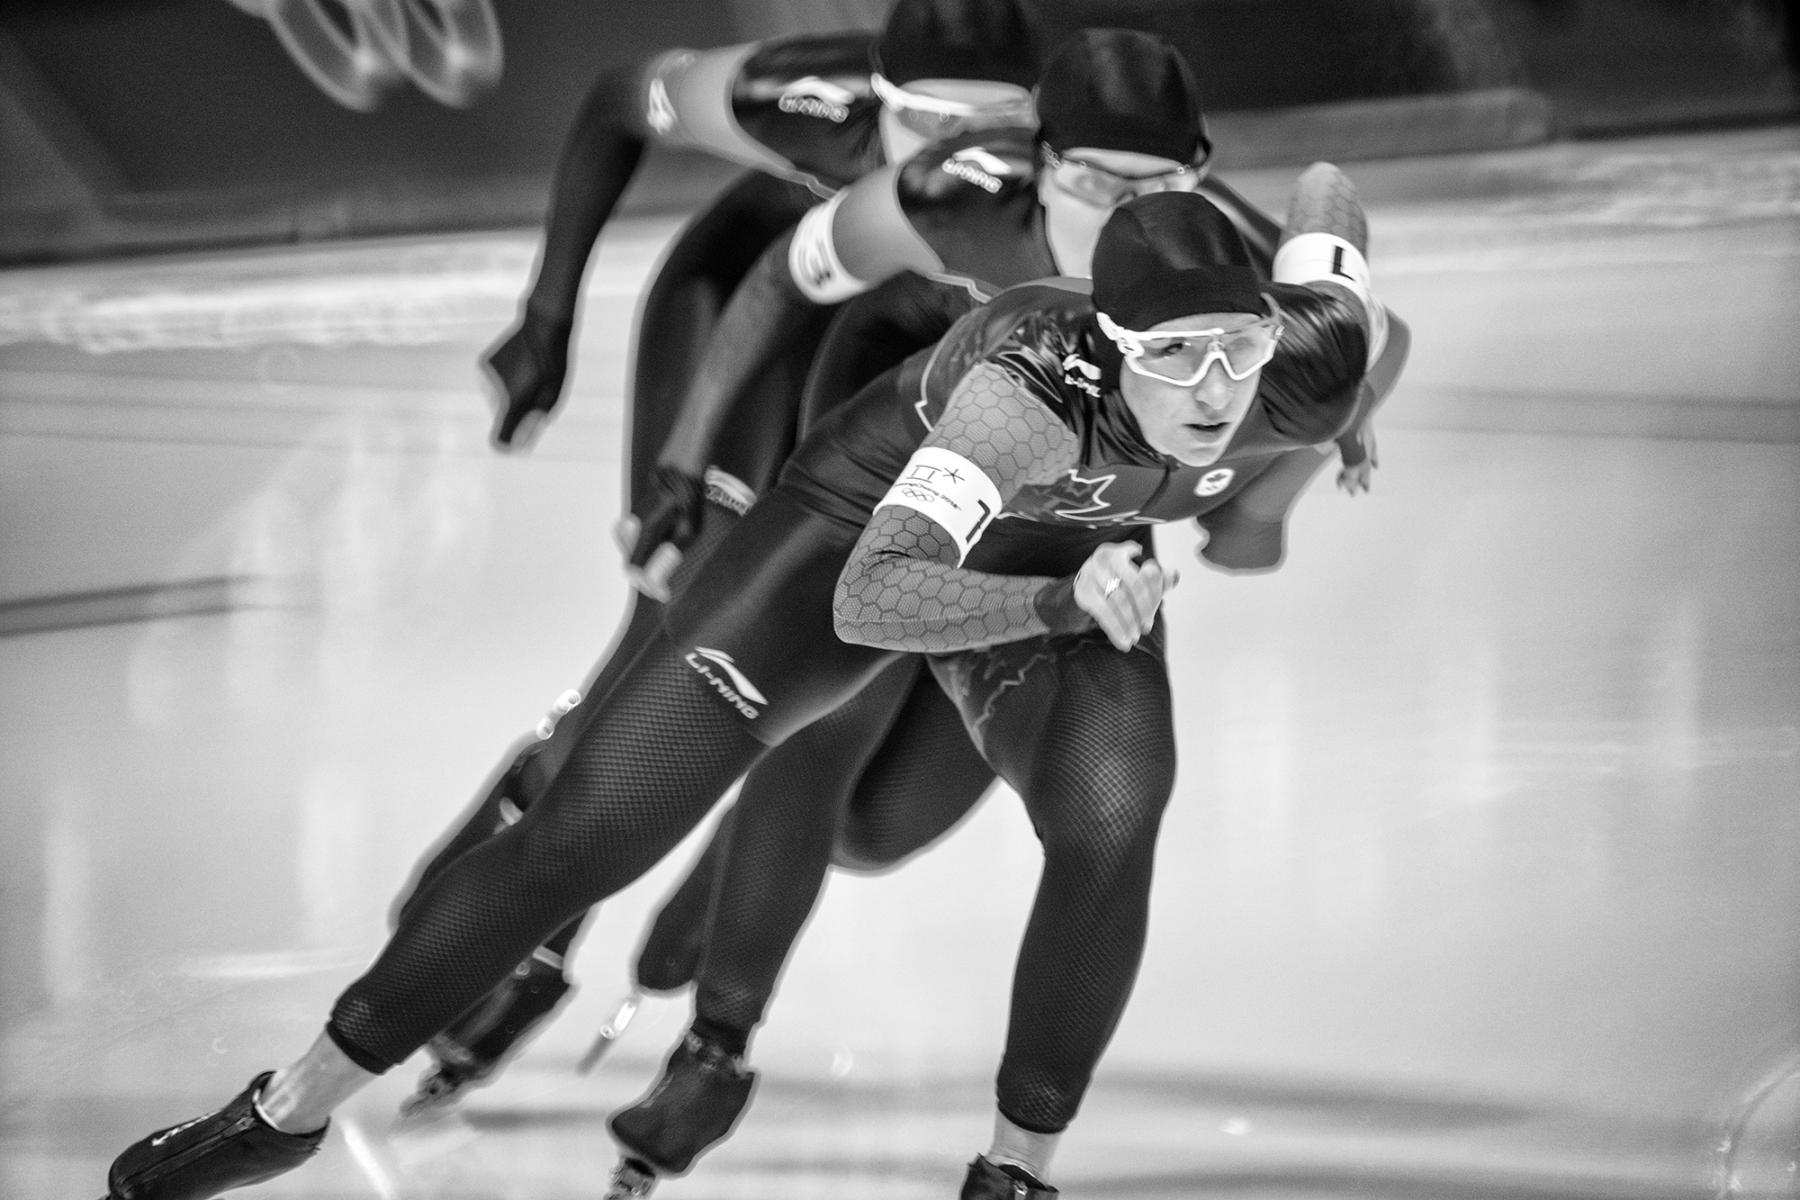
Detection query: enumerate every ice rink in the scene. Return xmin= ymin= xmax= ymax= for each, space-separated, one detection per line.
xmin=2 ymin=125 xmax=1798 ymax=1199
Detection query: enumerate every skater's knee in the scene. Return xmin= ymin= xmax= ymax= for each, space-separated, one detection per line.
xmin=506 ymin=739 xmax=558 ymax=807
xmin=1033 ymin=767 xmax=1171 ymax=861
xmin=829 ymin=821 xmax=906 ymax=873
xmin=827 ymin=846 xmax=888 ymax=873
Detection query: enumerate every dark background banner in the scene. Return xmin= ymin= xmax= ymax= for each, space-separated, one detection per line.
xmin=0 ymin=0 xmax=1792 ymax=262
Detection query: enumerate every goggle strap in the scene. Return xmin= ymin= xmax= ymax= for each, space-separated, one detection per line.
xmin=1043 ymin=143 xmax=1206 ymax=184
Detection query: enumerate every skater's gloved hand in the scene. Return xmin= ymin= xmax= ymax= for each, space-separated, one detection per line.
xmin=1336 ymin=420 xmax=1378 ymax=495
xmin=483 ymin=307 xmax=575 ymax=451
xmin=1074 ymin=541 xmax=1177 ymax=652
xmin=615 ymin=465 xmax=705 ymax=602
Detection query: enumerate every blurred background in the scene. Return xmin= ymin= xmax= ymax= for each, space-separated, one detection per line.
xmin=2 ymin=2 xmax=1797 ymax=1199
xmin=1 ymin=0 xmax=1794 ymax=261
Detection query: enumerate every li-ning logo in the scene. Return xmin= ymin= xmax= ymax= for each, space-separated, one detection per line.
xmin=703 ymin=467 xmax=755 ymax=516
xmin=685 ymin=647 xmax=767 ymax=719
xmin=1195 ymin=467 xmax=1235 ymax=496
xmin=1062 ymin=352 xmax=1101 ymax=397
xmin=778 ymin=77 xmax=856 ymax=122
xmin=941 ymin=147 xmax=1012 ymax=194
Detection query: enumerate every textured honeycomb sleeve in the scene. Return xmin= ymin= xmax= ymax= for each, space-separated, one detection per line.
xmin=833 ymin=363 xmax=1085 ymax=652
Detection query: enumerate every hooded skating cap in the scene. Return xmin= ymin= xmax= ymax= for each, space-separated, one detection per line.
xmin=1092 ymin=192 xmax=1265 ymax=330
xmin=1035 ymin=28 xmax=1210 ymax=165
xmin=872 ymin=0 xmax=1040 ymax=88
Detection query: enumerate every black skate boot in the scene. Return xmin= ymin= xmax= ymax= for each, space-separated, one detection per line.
xmin=399 ymin=950 xmax=573 ymax=1117
xmin=602 ymin=1032 xmax=757 ymax=1198
xmin=102 ymin=1071 xmax=326 ymax=1200
xmin=959 ymin=1155 xmax=1059 ymax=1199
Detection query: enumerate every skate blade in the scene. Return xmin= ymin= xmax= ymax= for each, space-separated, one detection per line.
xmin=577 ymin=991 xmax=642 ymax=1075
xmin=603 ymin=1156 xmax=658 ymax=1199
xmin=397 ymin=1069 xmax=477 ymax=1120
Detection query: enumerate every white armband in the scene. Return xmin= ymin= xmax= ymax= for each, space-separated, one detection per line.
xmin=873 ymin=446 xmax=1003 ymax=565
xmin=788 ymin=191 xmax=867 ymax=303
xmin=1274 ymin=231 xmax=1371 ymax=302
xmin=1274 ymin=231 xmax=1388 ymax=368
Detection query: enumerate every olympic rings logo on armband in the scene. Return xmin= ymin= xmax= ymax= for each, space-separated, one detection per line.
xmin=224 ymin=0 xmax=503 ymax=111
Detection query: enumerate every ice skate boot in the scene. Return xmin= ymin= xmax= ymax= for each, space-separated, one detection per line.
xmin=959 ymin=1155 xmax=1058 ymax=1199
xmin=101 ymin=1071 xmax=326 ymax=1200
xmin=399 ymin=949 xmax=573 ymax=1118
xmin=601 ymin=1032 xmax=757 ymax=1197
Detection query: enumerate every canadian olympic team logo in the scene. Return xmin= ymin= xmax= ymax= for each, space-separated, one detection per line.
xmin=224 ymin=0 xmax=504 ymax=111
xmin=1195 ymin=468 xmax=1234 ymax=496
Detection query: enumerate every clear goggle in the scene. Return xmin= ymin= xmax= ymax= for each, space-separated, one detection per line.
xmin=870 ymin=73 xmax=1035 ymax=140
xmin=1097 ymin=300 xmax=1284 ymax=385
xmin=1041 ymin=143 xmax=1209 ymax=208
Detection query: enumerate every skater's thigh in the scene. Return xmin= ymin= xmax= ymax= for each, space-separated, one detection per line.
xmin=735 ymin=654 xmax=922 ymax=829
xmin=833 ymin=665 xmax=996 ymax=871
xmin=663 ymin=491 xmax=901 ymax=745
xmin=531 ymin=489 xmax=755 ymax=785
xmin=932 ymin=625 xmax=1177 ymax=833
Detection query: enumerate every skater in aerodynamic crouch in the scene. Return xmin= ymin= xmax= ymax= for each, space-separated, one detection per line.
xmin=100 ymin=168 xmax=1400 ymax=1200
xmin=596 ymin=158 xmax=1401 ymax=1198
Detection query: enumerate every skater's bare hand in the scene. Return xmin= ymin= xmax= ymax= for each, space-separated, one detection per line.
xmin=1073 ymin=542 xmax=1176 ymax=651
xmin=615 ymin=516 xmax=685 ymax=602
xmin=1337 ymin=422 xmax=1378 ymax=495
